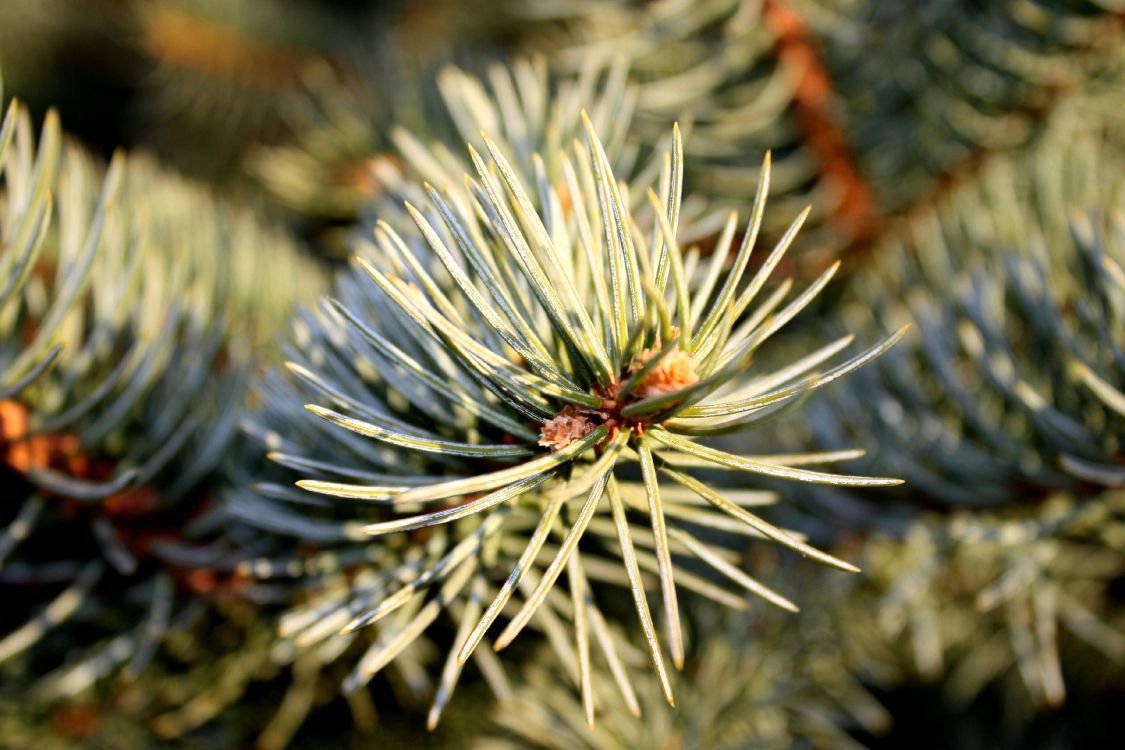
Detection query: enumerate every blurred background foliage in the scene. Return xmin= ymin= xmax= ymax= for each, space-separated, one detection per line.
xmin=1 ymin=0 xmax=1123 ymax=747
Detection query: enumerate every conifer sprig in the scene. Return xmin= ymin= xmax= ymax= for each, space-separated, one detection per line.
xmin=0 ymin=84 xmax=324 ymax=702
xmin=485 ymin=613 xmax=889 ymax=750
xmin=809 ymin=122 xmax=1125 ymax=508
xmin=256 ymin=86 xmax=903 ymax=722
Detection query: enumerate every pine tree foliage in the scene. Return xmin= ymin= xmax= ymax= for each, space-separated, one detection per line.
xmin=246 ymin=61 xmax=389 ymax=226
xmin=355 ymin=59 xmax=640 ymax=238
xmin=235 ymin=60 xmax=903 ymax=727
xmin=519 ymin=0 xmax=1125 ymax=262
xmin=808 ymin=87 xmax=1125 ymax=507
xmin=129 ymin=0 xmax=381 ymax=182
xmin=0 ymin=0 xmax=375 ymax=185
xmin=518 ymin=0 xmax=861 ymax=257
xmin=848 ymin=492 xmax=1124 ymax=710
xmin=248 ymin=56 xmax=644 ymax=241
xmin=780 ymin=60 xmax=1125 ymax=715
xmin=482 ymin=610 xmax=889 ymax=749
xmin=246 ymin=4 xmax=522 ymax=228
xmin=4 ymin=1 xmax=1125 ymax=745
xmin=251 ymin=0 xmax=1124 ymax=267
xmin=0 ymin=85 xmax=325 ymax=710
xmin=0 ymin=614 xmax=298 ymax=748
xmin=251 ymin=0 xmax=848 ymax=255
xmin=787 ymin=0 xmax=1124 ymax=214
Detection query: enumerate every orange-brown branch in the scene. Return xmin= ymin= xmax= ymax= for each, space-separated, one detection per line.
xmin=762 ymin=0 xmax=881 ymax=255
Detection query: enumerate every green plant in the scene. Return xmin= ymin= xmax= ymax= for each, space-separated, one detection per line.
xmin=0 ymin=83 xmax=324 ymax=714
xmin=854 ymin=492 xmax=1125 ymax=710
xmin=483 ymin=608 xmax=888 ymax=750
xmin=805 ymin=88 xmax=1125 ymax=508
xmin=236 ymin=59 xmax=905 ymax=729
xmin=779 ymin=67 xmax=1125 ymax=717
